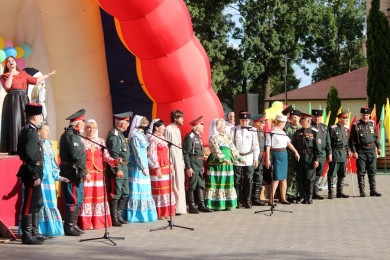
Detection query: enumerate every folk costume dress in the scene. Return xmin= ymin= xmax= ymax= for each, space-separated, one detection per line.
xmin=205 ymin=126 xmax=242 ymax=210
xmin=78 ymin=137 xmax=113 ymax=230
xmin=0 ymin=71 xmax=37 ymax=153
xmin=38 ymin=139 xmax=64 ymax=236
xmin=148 ymin=134 xmax=176 ymax=219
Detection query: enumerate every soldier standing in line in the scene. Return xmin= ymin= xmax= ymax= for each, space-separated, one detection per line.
xmin=183 ymin=116 xmax=213 ymax=213
xmin=311 ymin=109 xmax=332 ymax=200
xmin=349 ymin=107 xmax=381 ymax=197
xmin=285 ymin=110 xmax=302 ymax=203
xmin=328 ymin=111 xmax=351 ymax=199
xmin=17 ymin=103 xmax=44 ymax=244
xmin=250 ymin=114 xmax=267 ymax=206
xmin=59 ymin=109 xmax=88 ymax=236
xmin=292 ymin=113 xmax=320 ymax=204
xmin=105 ymin=112 xmax=132 ymax=226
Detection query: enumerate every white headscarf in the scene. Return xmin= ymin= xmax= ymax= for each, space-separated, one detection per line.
xmin=86 ymin=119 xmax=98 ymax=139
xmin=129 ymin=115 xmax=143 ymax=137
xmin=148 ymin=118 xmax=160 ymax=136
xmin=209 ymin=118 xmax=220 ymax=137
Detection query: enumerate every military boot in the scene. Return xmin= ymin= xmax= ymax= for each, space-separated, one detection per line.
xmin=64 ymin=210 xmax=82 ymax=236
xmin=187 ymin=191 xmax=199 ymax=214
xmin=336 ymin=177 xmax=349 ymax=198
xmin=304 ymin=182 xmax=313 ymax=204
xmin=313 ymin=177 xmax=324 ymax=200
xmin=327 ymin=177 xmax=334 ymax=199
xmin=32 ymin=212 xmax=45 ymax=241
xmin=21 ymin=214 xmax=44 ymax=245
xmin=235 ymin=185 xmax=242 ymax=208
xmin=368 ymin=175 xmax=382 ymax=197
xmin=196 ymin=188 xmax=213 ymax=212
xmin=358 ymin=175 xmax=366 ymax=197
xmin=117 ymin=197 xmax=129 ymax=224
xmin=251 ymin=186 xmax=266 ymax=206
xmin=243 ymin=184 xmax=252 ymax=209
xmin=295 ymin=182 xmax=305 ymax=204
xmin=109 ymin=200 xmax=122 ymax=226
xmin=73 ymin=206 xmax=85 ymax=234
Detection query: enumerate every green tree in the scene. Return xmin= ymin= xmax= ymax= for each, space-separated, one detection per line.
xmin=326 ymin=85 xmax=341 ymax=125
xmin=366 ymin=0 xmax=390 ymax=120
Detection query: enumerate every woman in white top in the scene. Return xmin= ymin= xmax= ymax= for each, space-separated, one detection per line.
xmin=265 ymin=114 xmax=299 ymax=205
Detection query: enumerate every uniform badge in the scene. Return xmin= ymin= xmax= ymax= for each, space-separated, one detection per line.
xmin=73 ymin=143 xmax=79 ymax=146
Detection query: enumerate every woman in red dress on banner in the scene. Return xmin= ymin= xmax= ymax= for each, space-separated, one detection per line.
xmin=78 ymin=119 xmax=117 ymax=230
xmin=147 ymin=119 xmax=176 ymax=220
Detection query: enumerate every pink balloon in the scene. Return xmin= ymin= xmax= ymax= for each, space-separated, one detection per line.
xmin=4 ymin=39 xmax=13 ymax=48
xmin=16 ymin=58 xmax=26 ymax=69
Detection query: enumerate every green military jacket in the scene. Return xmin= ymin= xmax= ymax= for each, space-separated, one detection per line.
xmin=311 ymin=122 xmax=332 ymax=158
xmin=106 ymin=127 xmax=130 ymax=177
xmin=349 ymin=119 xmax=380 ymax=153
xmin=17 ymin=122 xmax=43 ymax=182
xmin=292 ymin=127 xmax=321 ymax=165
xmin=183 ymin=130 xmax=204 ymax=171
xmin=59 ymin=127 xmax=87 ymax=182
xmin=329 ymin=123 xmax=349 ymax=162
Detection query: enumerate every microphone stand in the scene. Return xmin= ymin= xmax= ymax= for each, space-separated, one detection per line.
xmin=254 ymin=132 xmax=293 ymax=216
xmin=77 ymin=133 xmax=125 ymax=246
xmin=148 ymin=131 xmax=194 ymax=232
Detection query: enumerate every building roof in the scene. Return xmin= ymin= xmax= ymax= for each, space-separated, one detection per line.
xmin=266 ymin=67 xmax=368 ymax=101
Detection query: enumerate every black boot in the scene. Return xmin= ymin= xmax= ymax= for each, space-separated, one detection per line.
xmin=109 ymin=200 xmax=122 ymax=227
xmin=368 ymin=175 xmax=382 ymax=197
xmin=32 ymin=213 xmax=45 ymax=241
xmin=187 ymin=191 xmax=199 ymax=214
xmin=64 ymin=210 xmax=82 ymax=236
xmin=295 ymin=182 xmax=305 ymax=204
xmin=313 ymin=177 xmax=324 ymax=200
xmin=251 ymin=186 xmax=266 ymax=206
xmin=73 ymin=206 xmax=85 ymax=234
xmin=358 ymin=175 xmax=366 ymax=197
xmin=327 ymin=177 xmax=334 ymax=199
xmin=243 ymin=184 xmax=252 ymax=209
xmin=304 ymin=182 xmax=313 ymax=204
xmin=235 ymin=185 xmax=242 ymax=208
xmin=196 ymin=188 xmax=213 ymax=212
xmin=336 ymin=177 xmax=349 ymax=198
xmin=21 ymin=214 xmax=44 ymax=245
xmin=117 ymin=197 xmax=129 ymax=224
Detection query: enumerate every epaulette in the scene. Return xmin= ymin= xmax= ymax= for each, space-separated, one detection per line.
xmin=353 ymin=121 xmax=358 ymax=125
xmin=189 ymin=132 xmax=195 ymax=138
xmin=331 ymin=125 xmax=337 ymax=129
xmin=311 ymin=127 xmax=319 ymax=132
xmin=113 ymin=129 xmax=118 ymax=136
xmin=344 ymin=125 xmax=350 ymax=130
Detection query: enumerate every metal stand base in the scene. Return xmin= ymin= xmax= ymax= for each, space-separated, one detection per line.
xmin=80 ymin=232 xmax=125 ymax=246
xmin=254 ymin=203 xmax=292 ymax=216
xmin=150 ymin=220 xmax=194 ymax=232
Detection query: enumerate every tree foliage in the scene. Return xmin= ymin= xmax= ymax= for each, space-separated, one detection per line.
xmin=326 ymin=85 xmax=341 ymax=125
xmin=366 ymin=0 xmax=390 ymax=120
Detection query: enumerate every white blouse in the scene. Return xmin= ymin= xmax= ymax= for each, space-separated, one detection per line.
xmin=265 ymin=128 xmax=290 ymax=148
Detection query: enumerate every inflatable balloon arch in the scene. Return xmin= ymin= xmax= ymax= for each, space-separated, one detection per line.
xmin=0 ymin=36 xmax=32 ymax=69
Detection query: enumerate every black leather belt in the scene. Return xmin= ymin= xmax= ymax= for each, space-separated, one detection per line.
xmin=301 ymin=149 xmax=312 ymax=154
xmin=334 ymin=147 xmax=346 ymax=151
xmin=271 ymin=148 xmax=286 ymax=152
xmin=239 ymin=150 xmax=253 ymax=156
xmin=190 ymin=154 xmax=204 ymax=160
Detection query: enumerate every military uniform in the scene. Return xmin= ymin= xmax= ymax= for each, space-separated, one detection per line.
xmin=251 ymin=114 xmax=266 ymax=206
xmin=292 ymin=114 xmax=320 ymax=204
xmin=311 ymin=109 xmax=332 ymax=199
xmin=328 ymin=115 xmax=350 ymax=198
xmin=349 ymin=107 xmax=381 ymax=197
xmin=59 ymin=109 xmax=87 ymax=236
xmin=183 ymin=117 xmax=212 ymax=213
xmin=17 ymin=103 xmax=44 ymax=244
xmin=106 ymin=111 xmax=132 ymax=226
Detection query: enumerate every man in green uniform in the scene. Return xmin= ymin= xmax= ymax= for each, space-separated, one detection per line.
xmin=17 ymin=103 xmax=44 ymax=244
xmin=282 ymin=105 xmax=294 ymax=129
xmin=285 ymin=109 xmax=301 ymax=203
xmin=183 ymin=116 xmax=213 ymax=213
xmin=106 ymin=112 xmax=132 ymax=226
xmin=311 ymin=109 xmax=332 ymax=200
xmin=349 ymin=107 xmax=381 ymax=197
xmin=292 ymin=113 xmax=320 ymax=204
xmin=59 ymin=109 xmax=88 ymax=236
xmin=250 ymin=114 xmax=266 ymax=206
xmin=328 ymin=111 xmax=351 ymax=199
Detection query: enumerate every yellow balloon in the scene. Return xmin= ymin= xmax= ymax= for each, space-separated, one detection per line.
xmin=0 ymin=36 xmax=4 ymax=49
xmin=265 ymin=101 xmax=284 ymax=119
xmin=15 ymin=46 xmax=24 ymax=59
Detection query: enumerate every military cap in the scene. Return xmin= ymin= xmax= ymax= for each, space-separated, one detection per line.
xmin=300 ymin=113 xmax=312 ymax=120
xmin=114 ymin=111 xmax=133 ymax=121
xmin=66 ymin=109 xmax=86 ymax=122
xmin=239 ymin=112 xmax=251 ymax=119
xmin=275 ymin=114 xmax=288 ymax=122
xmin=281 ymin=105 xmax=294 ymax=116
xmin=290 ymin=110 xmax=301 ymax=117
xmin=337 ymin=110 xmax=349 ymax=118
xmin=25 ymin=102 xmax=42 ymax=117
xmin=311 ymin=109 xmax=323 ymax=116
xmin=188 ymin=116 xmax=203 ymax=126
xmin=251 ymin=114 xmax=266 ymax=122
xmin=360 ymin=107 xmax=372 ymax=114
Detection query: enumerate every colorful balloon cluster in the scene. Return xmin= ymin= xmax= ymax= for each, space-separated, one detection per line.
xmin=0 ymin=36 xmax=32 ymax=69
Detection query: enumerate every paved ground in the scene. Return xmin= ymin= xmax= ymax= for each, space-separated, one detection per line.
xmin=1 ymin=174 xmax=390 ymax=259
